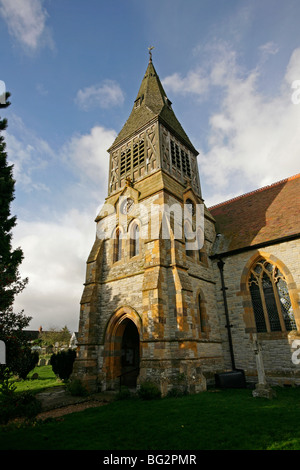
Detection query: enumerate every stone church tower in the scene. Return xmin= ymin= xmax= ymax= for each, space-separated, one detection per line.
xmin=72 ymin=53 xmax=225 ymax=394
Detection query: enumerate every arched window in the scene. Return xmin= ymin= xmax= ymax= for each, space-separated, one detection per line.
xmin=248 ymin=258 xmax=296 ymax=333
xmin=196 ymin=229 xmax=207 ymax=265
xmin=198 ymin=294 xmax=206 ymax=333
xmin=184 ymin=222 xmax=194 ymax=258
xmin=185 ymin=198 xmax=195 ymax=216
xmin=131 ymin=222 xmax=140 ymax=257
xmin=113 ymin=228 xmax=122 ymax=262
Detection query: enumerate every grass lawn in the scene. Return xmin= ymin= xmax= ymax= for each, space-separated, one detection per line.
xmin=12 ymin=365 xmax=64 ymax=394
xmin=1 ymin=386 xmax=300 ymax=450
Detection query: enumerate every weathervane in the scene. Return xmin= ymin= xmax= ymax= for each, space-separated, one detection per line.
xmin=148 ymin=46 xmax=154 ymax=62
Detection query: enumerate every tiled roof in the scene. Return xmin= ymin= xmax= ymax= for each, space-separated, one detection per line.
xmin=209 ymin=173 xmax=300 ymax=255
xmin=109 ymin=59 xmax=197 ymax=153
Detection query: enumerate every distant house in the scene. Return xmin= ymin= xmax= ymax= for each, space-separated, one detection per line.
xmin=21 ymin=326 xmax=78 ymax=352
xmin=22 ymin=326 xmax=43 ymax=343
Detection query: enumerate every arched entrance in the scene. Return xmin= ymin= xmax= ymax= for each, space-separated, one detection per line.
xmin=121 ymin=320 xmax=140 ymax=387
xmin=103 ymin=307 xmax=141 ymax=389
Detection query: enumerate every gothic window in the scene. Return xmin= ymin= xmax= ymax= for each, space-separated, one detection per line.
xmin=130 ymin=222 xmax=140 ymax=257
xmin=113 ymin=228 xmax=122 ymax=262
xmin=198 ymin=247 xmax=207 ymax=265
xmin=185 ymin=198 xmax=195 ymax=216
xmin=248 ymin=258 xmax=296 ymax=333
xmin=197 ymin=230 xmax=207 ymax=265
xmin=198 ymin=294 xmax=206 ymax=334
xmin=184 ymin=222 xmax=194 ymax=257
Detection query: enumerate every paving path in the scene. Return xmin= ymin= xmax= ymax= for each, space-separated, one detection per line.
xmin=35 ymin=386 xmax=116 ymax=418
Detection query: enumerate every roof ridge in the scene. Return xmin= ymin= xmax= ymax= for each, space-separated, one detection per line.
xmin=209 ymin=173 xmax=300 ymax=210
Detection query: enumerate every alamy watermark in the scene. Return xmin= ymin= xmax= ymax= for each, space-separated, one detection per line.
xmin=291 ymin=340 xmax=300 ymax=365
xmin=96 ymin=198 xmax=205 ymax=251
xmin=291 ymin=80 xmax=300 ymax=104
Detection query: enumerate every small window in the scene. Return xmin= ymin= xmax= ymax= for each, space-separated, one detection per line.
xmin=248 ymin=258 xmax=296 ymax=333
xmin=131 ymin=223 xmax=140 ymax=257
xmin=198 ymin=294 xmax=206 ymax=334
xmin=198 ymin=248 xmax=206 ymax=264
xmin=197 ymin=230 xmax=207 ymax=265
xmin=185 ymin=198 xmax=195 ymax=216
xmin=184 ymin=223 xmax=194 ymax=258
xmin=113 ymin=228 xmax=122 ymax=262
xmin=134 ymin=94 xmax=144 ymax=108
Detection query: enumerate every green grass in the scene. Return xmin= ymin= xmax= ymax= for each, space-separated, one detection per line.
xmin=1 ymin=387 xmax=300 ymax=450
xmin=12 ymin=365 xmax=63 ymax=394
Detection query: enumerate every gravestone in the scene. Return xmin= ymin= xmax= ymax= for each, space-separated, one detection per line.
xmin=252 ymin=334 xmax=275 ymax=399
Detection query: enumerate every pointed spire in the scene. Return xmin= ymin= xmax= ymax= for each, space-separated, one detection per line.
xmin=109 ymin=54 xmax=197 ymax=154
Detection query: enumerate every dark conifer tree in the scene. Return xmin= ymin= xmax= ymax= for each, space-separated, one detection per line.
xmin=0 ymin=93 xmax=32 ymax=379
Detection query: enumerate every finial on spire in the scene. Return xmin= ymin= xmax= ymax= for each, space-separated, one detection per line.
xmin=148 ymin=46 xmax=154 ymax=62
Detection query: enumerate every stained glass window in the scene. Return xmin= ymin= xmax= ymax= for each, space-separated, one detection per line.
xmin=248 ymin=258 xmax=296 ymax=333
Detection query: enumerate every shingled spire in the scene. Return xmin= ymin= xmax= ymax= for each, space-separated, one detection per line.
xmin=109 ymin=54 xmax=197 ymax=154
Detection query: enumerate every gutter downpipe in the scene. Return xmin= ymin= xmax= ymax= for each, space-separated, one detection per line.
xmin=217 ymin=258 xmax=236 ymax=370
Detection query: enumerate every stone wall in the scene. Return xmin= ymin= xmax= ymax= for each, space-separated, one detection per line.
xmin=213 ymin=239 xmax=300 ymax=386
xmin=73 ymin=173 xmax=227 ymax=393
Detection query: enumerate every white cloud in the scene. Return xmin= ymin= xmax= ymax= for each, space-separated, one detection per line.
xmin=163 ymin=44 xmax=300 ymax=206
xmin=5 ymin=114 xmax=53 ymax=192
xmin=61 ymin=125 xmax=116 ymax=204
xmin=162 ymin=68 xmax=209 ymax=98
xmin=259 ymin=41 xmax=279 ymax=57
xmin=6 ymin=116 xmax=116 ymax=206
xmin=284 ymin=48 xmax=300 ymax=86
xmin=0 ymin=0 xmax=53 ymax=53
xmin=75 ymin=80 xmax=125 ymax=110
xmin=8 ymin=124 xmax=117 ymax=331
xmin=13 ymin=209 xmax=96 ymax=331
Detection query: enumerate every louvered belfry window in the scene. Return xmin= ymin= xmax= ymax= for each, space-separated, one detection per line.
xmin=248 ymin=258 xmax=296 ymax=333
xmin=133 ymin=140 xmax=145 ymax=169
xmin=170 ymin=139 xmax=191 ymax=179
xmin=120 ymin=139 xmax=145 ymax=177
xmin=120 ymin=148 xmax=131 ymax=176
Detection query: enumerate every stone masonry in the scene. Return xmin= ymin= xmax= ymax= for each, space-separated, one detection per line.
xmin=72 ymin=55 xmax=300 ymax=394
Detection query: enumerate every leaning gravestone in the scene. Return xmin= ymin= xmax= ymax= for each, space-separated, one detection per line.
xmin=252 ymin=334 xmax=276 ymax=399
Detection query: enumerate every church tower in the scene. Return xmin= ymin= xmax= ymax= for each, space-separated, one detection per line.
xmin=72 ymin=52 xmax=224 ymax=394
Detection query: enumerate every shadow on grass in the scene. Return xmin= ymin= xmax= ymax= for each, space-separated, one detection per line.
xmin=1 ymin=387 xmax=300 ymax=450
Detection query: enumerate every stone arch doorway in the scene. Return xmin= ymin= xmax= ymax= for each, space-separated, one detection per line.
xmin=121 ymin=320 xmax=140 ymax=387
xmin=103 ymin=307 xmax=141 ymax=390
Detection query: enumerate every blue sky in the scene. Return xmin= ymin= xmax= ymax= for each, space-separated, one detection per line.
xmin=0 ymin=0 xmax=299 ymax=331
